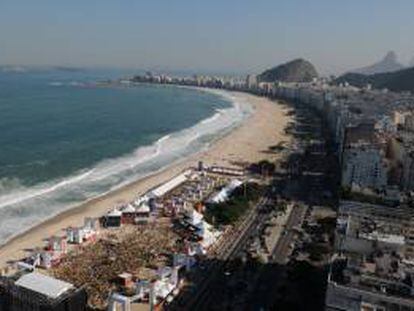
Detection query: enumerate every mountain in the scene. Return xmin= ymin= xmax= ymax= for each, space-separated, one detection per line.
xmin=258 ymin=58 xmax=318 ymax=83
xmin=350 ymin=51 xmax=404 ymax=75
xmin=336 ymin=66 xmax=414 ymax=93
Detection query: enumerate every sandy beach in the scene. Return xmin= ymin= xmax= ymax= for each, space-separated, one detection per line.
xmin=0 ymin=90 xmax=292 ymax=269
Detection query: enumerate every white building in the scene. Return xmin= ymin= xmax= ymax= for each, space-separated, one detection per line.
xmin=342 ymin=146 xmax=387 ymax=190
xmin=245 ymin=74 xmax=257 ymax=90
xmin=341 ymin=123 xmax=388 ymax=191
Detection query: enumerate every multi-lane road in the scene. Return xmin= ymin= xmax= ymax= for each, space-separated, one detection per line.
xmin=271 ymin=204 xmax=306 ymax=264
xmin=242 ymin=203 xmax=307 ymax=310
xmin=166 ymin=196 xmax=271 ymax=310
xmin=166 ymin=195 xmax=308 ymax=311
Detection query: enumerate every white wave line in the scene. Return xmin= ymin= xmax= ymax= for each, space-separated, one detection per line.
xmin=0 ymin=169 xmax=94 ymax=209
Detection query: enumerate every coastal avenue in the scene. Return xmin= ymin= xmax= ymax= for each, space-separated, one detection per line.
xmin=167 ymin=193 xmax=306 ymax=310
xmin=271 ymin=204 xmax=306 ymax=264
xmin=166 ymin=195 xmax=272 ymax=310
xmin=202 ymin=204 xmax=307 ymax=311
xmin=244 ymin=204 xmax=308 ymax=310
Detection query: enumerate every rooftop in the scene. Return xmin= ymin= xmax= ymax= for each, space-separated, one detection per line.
xmin=337 ymin=201 xmax=414 ymax=246
xmin=330 ymin=252 xmax=414 ymax=301
xmin=15 ymin=272 xmax=74 ymax=299
xmin=344 ymin=122 xmax=379 ymax=146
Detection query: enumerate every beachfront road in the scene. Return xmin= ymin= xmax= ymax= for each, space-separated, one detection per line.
xmin=242 ymin=204 xmax=307 ymax=310
xmin=271 ymin=204 xmax=306 ymax=264
xmin=166 ymin=196 xmax=271 ymax=310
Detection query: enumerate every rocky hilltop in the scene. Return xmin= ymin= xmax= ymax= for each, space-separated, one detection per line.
xmin=258 ymin=58 xmax=318 ymax=83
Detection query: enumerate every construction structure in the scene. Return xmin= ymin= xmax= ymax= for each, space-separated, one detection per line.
xmin=0 ymin=271 xmax=87 ymax=311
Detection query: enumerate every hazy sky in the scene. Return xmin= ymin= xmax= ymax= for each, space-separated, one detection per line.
xmin=1 ymin=0 xmax=414 ymax=75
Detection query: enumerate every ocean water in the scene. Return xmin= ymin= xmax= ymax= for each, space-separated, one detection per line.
xmin=0 ymin=69 xmax=252 ymax=245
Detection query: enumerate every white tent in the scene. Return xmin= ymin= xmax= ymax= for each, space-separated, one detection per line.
xmin=121 ymin=204 xmax=136 ymax=213
xmin=150 ymin=171 xmax=190 ymax=197
xmin=208 ymin=179 xmax=243 ymax=204
xmin=185 ymin=208 xmax=204 ymax=227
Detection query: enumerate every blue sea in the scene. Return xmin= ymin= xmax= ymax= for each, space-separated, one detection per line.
xmin=0 ymin=68 xmax=251 ymax=245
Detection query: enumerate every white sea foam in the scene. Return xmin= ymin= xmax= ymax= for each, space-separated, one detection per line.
xmin=0 ymin=169 xmax=94 ymax=209
xmin=49 ymin=81 xmax=63 ymax=87
xmin=48 ymin=81 xmax=85 ymax=87
xmin=0 ymin=88 xmax=253 ymax=245
xmin=200 ymin=110 xmax=221 ymax=125
xmin=0 ymin=177 xmax=25 ymax=196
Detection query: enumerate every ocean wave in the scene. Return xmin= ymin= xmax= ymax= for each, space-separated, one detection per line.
xmin=0 ymin=89 xmax=253 ymax=245
xmin=0 ymin=169 xmax=94 ymax=210
xmin=48 ymin=81 xmax=86 ymax=87
xmin=49 ymin=81 xmax=64 ymax=87
xmin=200 ymin=110 xmax=222 ymax=125
xmin=69 ymin=81 xmax=84 ymax=87
xmin=0 ymin=177 xmax=25 ymax=196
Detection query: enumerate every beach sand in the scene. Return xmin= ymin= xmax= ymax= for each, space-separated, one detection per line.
xmin=0 ymin=91 xmax=292 ymax=268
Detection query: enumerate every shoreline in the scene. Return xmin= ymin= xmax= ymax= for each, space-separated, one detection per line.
xmin=0 ymin=85 xmax=247 ymax=249
xmin=0 ymin=90 xmax=292 ymax=268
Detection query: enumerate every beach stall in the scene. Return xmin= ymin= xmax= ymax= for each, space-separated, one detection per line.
xmin=66 ymin=227 xmax=75 ymax=244
xmin=66 ymin=227 xmax=84 ymax=244
xmin=47 ymin=236 xmax=67 ymax=254
xmin=84 ymin=217 xmax=100 ymax=232
xmin=35 ymin=251 xmax=53 ymax=269
xmin=104 ymin=209 xmax=123 ymax=228
xmin=43 ymin=236 xmax=68 ymax=267
xmin=121 ymin=204 xmax=137 ymax=224
xmin=66 ymin=217 xmax=99 ymax=244
xmin=82 ymin=227 xmax=99 ymax=242
xmin=135 ymin=201 xmax=151 ymax=225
